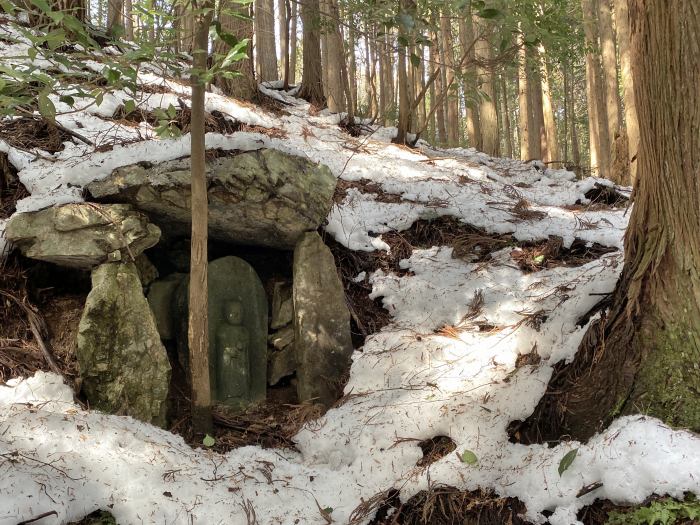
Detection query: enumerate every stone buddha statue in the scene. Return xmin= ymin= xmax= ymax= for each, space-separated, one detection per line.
xmin=215 ymin=300 xmax=250 ymax=403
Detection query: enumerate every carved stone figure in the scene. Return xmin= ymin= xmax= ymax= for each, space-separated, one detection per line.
xmin=216 ymin=301 xmax=250 ymax=403
xmin=174 ymin=256 xmax=267 ymax=409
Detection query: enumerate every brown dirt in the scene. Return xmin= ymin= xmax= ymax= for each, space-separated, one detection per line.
xmin=364 ymin=486 xmax=528 ymax=525
xmin=0 ymin=117 xmax=72 ymax=153
xmin=0 ymin=256 xmax=83 ymax=386
xmin=416 ymin=436 xmax=457 ymax=467
xmin=0 ymin=152 xmax=29 ymax=219
xmin=511 ymin=237 xmax=618 ymax=273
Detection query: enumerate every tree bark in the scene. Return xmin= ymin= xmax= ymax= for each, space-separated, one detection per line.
xmin=299 ymin=0 xmax=324 ymax=105
xmin=614 ymin=0 xmax=639 ymax=184
xmin=255 ymin=0 xmax=278 ymax=81
xmin=516 ymin=0 xmax=700 ymax=443
xmin=440 ymin=11 xmax=459 ymax=147
xmin=432 ymin=27 xmax=447 ymax=146
xmin=529 ymin=48 xmax=545 ymax=160
xmin=289 ymin=0 xmax=297 ymax=84
xmin=278 ymin=0 xmax=287 ymax=80
xmin=500 ymin=72 xmax=513 ymax=158
xmin=320 ymin=0 xmax=345 ymax=112
xmin=598 ymin=0 xmax=621 ymax=142
xmin=581 ymin=0 xmax=611 ymax=177
xmin=214 ymin=0 xmax=257 ymax=100
xmin=189 ymin=0 xmax=213 ymax=436
xmin=107 ymin=0 xmax=123 ymax=36
xmin=538 ymin=43 xmax=560 ymax=165
xmin=517 ymin=30 xmax=532 ymax=160
xmin=459 ymin=13 xmax=481 ymax=149
xmin=474 ymin=17 xmax=498 ymax=156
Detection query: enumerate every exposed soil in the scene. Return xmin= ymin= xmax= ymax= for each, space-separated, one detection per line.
xmin=0 ymin=255 xmax=86 ymax=386
xmin=0 ymin=151 xmax=29 ymax=219
xmin=415 ymin=435 xmax=457 ymax=467
xmin=0 ymin=117 xmax=72 ymax=153
xmin=583 ymin=183 xmax=629 ymax=207
xmin=511 ymin=237 xmax=618 ymax=273
xmin=364 ymin=486 xmax=528 ymax=525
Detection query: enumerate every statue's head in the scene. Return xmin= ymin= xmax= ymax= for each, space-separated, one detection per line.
xmin=223 ymin=301 xmax=243 ymax=324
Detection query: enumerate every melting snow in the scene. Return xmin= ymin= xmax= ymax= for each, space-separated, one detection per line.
xmin=1 ymin=19 xmax=698 ymax=525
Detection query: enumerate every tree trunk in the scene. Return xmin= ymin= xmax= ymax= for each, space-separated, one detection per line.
xmin=214 ymin=0 xmax=257 ymax=100
xmin=289 ymin=0 xmax=297 ymax=84
xmin=124 ymin=0 xmax=133 ymax=39
xmin=538 ymin=44 xmax=560 ymax=165
xmin=432 ymin=27 xmax=447 ymax=146
xmin=517 ymin=30 xmax=532 ymax=160
xmin=459 ymin=14 xmax=481 ymax=149
xmin=107 ymin=0 xmax=123 ymax=36
xmin=299 ymin=0 xmax=324 ymax=105
xmin=529 ymin=49 xmax=545 ymax=160
xmin=395 ymin=0 xmax=415 ymax=144
xmin=320 ymin=0 xmax=345 ymax=112
xmin=255 ymin=0 xmax=278 ymax=81
xmin=581 ymin=0 xmax=611 ymax=177
xmin=278 ymin=0 xmax=287 ymax=80
xmin=598 ymin=0 xmax=621 ymax=143
xmin=440 ymin=11 xmax=459 ymax=147
xmin=500 ymin=72 xmax=513 ymax=158
xmin=189 ymin=0 xmax=213 ymax=436
xmin=516 ymin=0 xmax=700 ymax=444
xmin=475 ymin=18 xmax=498 ymax=156
xmin=614 ymin=0 xmax=639 ymax=184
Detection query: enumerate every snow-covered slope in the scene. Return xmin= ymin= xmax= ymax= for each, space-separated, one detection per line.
xmin=1 ymin=20 xmax=699 ymax=525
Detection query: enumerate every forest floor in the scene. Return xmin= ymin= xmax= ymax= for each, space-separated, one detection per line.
xmin=1 ymin=17 xmax=700 ymax=525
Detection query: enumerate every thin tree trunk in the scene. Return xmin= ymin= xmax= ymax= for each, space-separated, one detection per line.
xmin=432 ymin=28 xmax=447 ymax=145
xmin=570 ymin=65 xmax=581 ymax=170
xmin=278 ymin=0 xmax=287 ymax=80
xmin=440 ymin=11 xmax=459 ymax=146
xmin=530 ymin=49 xmax=545 ymax=160
xmin=189 ymin=0 xmax=213 ymax=436
xmin=124 ymin=0 xmax=133 ymax=39
xmin=517 ymin=30 xmax=532 ymax=160
xmin=500 ymin=72 xmax=513 ymax=158
xmin=614 ymin=0 xmax=639 ymax=184
xmin=289 ymin=0 xmax=297 ymax=83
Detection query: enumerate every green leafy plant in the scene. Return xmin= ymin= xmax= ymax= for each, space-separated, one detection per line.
xmin=152 ymin=104 xmax=182 ymax=138
xmin=458 ymin=449 xmax=478 ymax=465
xmin=606 ymin=496 xmax=700 ymax=525
xmin=202 ymin=434 xmax=216 ymax=447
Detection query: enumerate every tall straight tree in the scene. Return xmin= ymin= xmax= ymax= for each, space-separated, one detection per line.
xmin=614 ymin=0 xmax=639 ymax=184
xmin=459 ymin=8 xmax=481 ymax=149
xmin=517 ymin=29 xmax=533 ymax=160
xmin=255 ymin=0 xmax=278 ymax=81
xmin=188 ymin=0 xmax=214 ymax=435
xmin=440 ymin=9 xmax=459 ymax=146
xmin=521 ymin=0 xmax=700 ymax=442
xmin=581 ymin=0 xmax=610 ymax=176
xmin=214 ymin=0 xmax=257 ymax=100
xmin=597 ymin=0 xmax=620 ymax=143
xmin=299 ymin=0 xmax=324 ymax=105
xmin=474 ymin=16 xmax=498 ymax=156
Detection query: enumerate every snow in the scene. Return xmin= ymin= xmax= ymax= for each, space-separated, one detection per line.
xmin=2 ymin=19 xmax=699 ymax=525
